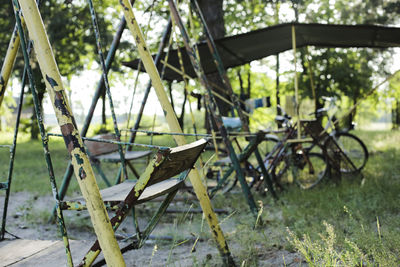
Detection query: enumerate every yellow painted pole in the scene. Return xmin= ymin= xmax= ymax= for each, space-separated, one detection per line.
xmin=0 ymin=26 xmax=20 ymax=108
xmin=305 ymin=46 xmax=317 ymax=112
xmin=119 ymin=0 xmax=234 ymax=264
xmin=17 ymin=1 xmax=125 ymax=266
xmin=292 ymin=24 xmax=301 ymax=140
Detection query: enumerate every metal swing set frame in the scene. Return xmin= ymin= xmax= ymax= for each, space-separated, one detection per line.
xmin=0 ymin=0 xmax=235 ymax=266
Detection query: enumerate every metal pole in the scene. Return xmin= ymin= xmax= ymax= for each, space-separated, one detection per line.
xmin=0 ymin=26 xmax=19 ymax=108
xmin=292 ymin=24 xmax=301 ymax=140
xmin=86 ymin=0 xmax=128 ymax=181
xmin=118 ymin=0 xmax=234 ymax=265
xmin=55 ymin=14 xmax=128 ymax=211
xmin=12 ymin=3 xmax=74 ymax=265
xmin=191 ymin=0 xmax=249 ymax=132
xmin=168 ymin=0 xmax=258 ymax=216
xmin=0 ymin=66 xmax=25 ymax=241
xmin=17 ymin=1 xmax=125 ymax=265
xmin=127 ymin=18 xmax=172 ymax=146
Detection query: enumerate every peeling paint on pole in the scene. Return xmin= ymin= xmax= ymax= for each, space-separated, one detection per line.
xmin=16 ymin=0 xmax=125 ymax=266
xmin=78 ymin=149 xmax=168 ymax=266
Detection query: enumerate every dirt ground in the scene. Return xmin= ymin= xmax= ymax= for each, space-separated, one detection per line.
xmin=0 ymin=191 xmax=303 ymax=266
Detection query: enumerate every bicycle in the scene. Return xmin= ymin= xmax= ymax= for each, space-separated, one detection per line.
xmin=258 ymin=112 xmax=329 ymax=190
xmin=307 ymin=96 xmax=369 ymax=173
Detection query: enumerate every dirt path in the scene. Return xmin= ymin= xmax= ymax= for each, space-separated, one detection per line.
xmin=0 ymin=191 xmax=302 ymax=266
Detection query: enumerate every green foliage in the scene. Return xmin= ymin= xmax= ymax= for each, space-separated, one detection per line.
xmin=0 ymin=0 xmax=124 ymax=138
xmin=223 ymin=0 xmax=276 ymax=33
xmin=291 ymin=0 xmax=396 ymax=116
xmin=288 ymin=222 xmax=370 ymax=266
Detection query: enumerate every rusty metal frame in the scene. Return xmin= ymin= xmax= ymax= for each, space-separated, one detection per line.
xmin=15 ymin=0 xmax=125 ymax=265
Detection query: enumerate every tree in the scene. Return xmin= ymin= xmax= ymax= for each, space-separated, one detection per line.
xmin=0 ymin=0 xmax=124 ymax=138
xmin=287 ymin=0 xmax=397 ymax=128
xmin=388 ymin=73 xmax=400 ymax=129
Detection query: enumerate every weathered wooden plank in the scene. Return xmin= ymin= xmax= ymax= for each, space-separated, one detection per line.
xmin=84 ymin=134 xmax=119 ymax=156
xmin=0 ymin=239 xmax=94 ymax=267
xmin=95 ymin=150 xmax=152 ymax=162
xmin=149 ymin=139 xmax=207 ymax=185
xmin=0 ymin=239 xmax=58 ymax=266
xmin=70 ymin=179 xmax=184 ymax=207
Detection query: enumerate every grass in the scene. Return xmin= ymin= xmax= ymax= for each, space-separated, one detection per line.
xmin=226 ymin=130 xmax=400 ymax=266
xmin=1 ymin=129 xmax=400 ymax=266
xmin=0 ymin=130 xmax=180 ymax=195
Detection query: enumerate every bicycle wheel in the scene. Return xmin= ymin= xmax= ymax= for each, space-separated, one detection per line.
xmin=271 ymin=152 xmax=327 ymax=190
xmin=260 ymin=134 xmax=280 ymax=158
xmin=270 ymin=152 xmax=291 ymax=188
xmin=333 ymin=132 xmax=368 ymax=173
xmin=254 ymin=134 xmax=280 ymax=172
xmin=294 ymin=152 xmax=328 ymax=189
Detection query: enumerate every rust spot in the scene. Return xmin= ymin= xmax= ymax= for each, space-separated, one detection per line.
xmin=136 ymin=35 xmax=141 ymax=45
xmin=61 ymin=123 xmax=85 ymax=153
xmin=46 ymin=75 xmax=59 ymax=89
xmin=54 ymin=91 xmax=70 ymax=117
xmin=119 ymin=0 xmax=128 ymax=10
xmin=212 ymin=229 xmax=219 ymax=238
xmin=155 ymin=152 xmax=163 ymax=163
xmin=79 ymin=167 xmax=87 ymax=179
xmin=0 ymin=76 xmax=5 ymax=96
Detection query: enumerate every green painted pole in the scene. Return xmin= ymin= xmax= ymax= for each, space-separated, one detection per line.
xmin=53 ymin=14 xmax=128 ymax=218
xmin=168 ymin=0 xmax=258 ymax=217
xmin=86 ymin=0 xmax=128 ymax=181
xmin=191 ymin=0 xmax=276 ymax=199
xmin=127 ymin=18 xmax=172 ymax=147
xmin=0 ymin=66 xmax=25 ymax=241
xmin=12 ymin=2 xmax=73 ymax=265
xmin=191 ymin=0 xmax=249 ymax=132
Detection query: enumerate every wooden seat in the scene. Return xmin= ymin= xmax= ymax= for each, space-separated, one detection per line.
xmin=84 ymin=134 xmax=153 ymax=182
xmin=95 ymin=150 xmax=152 ymax=162
xmin=60 ymin=138 xmax=208 ymax=266
xmin=68 ymin=178 xmax=183 ymax=208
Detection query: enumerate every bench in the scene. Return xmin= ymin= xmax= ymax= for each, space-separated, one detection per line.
xmin=61 ymin=138 xmax=208 ymax=266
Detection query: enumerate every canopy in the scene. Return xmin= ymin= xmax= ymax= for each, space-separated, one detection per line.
xmin=123 ymin=23 xmax=400 ymax=81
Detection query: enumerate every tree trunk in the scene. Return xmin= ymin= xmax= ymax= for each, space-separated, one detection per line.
xmin=197 ymin=0 xmax=230 ymax=132
xmin=392 ymin=99 xmax=400 ymax=130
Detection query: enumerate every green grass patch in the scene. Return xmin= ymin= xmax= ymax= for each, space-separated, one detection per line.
xmin=215 ymin=130 xmax=400 ymax=266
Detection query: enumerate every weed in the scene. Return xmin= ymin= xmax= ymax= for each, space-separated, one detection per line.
xmin=287 ymin=222 xmax=370 ymax=266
